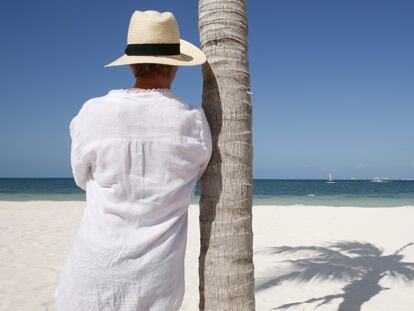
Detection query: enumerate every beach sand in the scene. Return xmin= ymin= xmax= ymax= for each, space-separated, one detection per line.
xmin=1 ymin=201 xmax=413 ymax=311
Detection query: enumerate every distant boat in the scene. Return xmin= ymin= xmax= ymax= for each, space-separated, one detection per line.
xmin=327 ymin=170 xmax=335 ymax=184
xmin=371 ymin=177 xmax=388 ymax=183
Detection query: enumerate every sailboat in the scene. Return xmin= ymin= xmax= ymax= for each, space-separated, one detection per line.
xmin=327 ymin=170 xmax=335 ymax=184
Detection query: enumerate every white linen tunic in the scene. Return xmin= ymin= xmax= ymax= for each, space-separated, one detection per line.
xmin=54 ymin=88 xmax=212 ymax=311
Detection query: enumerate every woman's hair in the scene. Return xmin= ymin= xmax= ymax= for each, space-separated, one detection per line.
xmin=129 ymin=63 xmax=176 ymax=79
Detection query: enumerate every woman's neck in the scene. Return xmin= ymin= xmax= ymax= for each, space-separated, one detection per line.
xmin=133 ymin=78 xmax=172 ymax=90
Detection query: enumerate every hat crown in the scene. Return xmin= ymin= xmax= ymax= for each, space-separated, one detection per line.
xmin=127 ymin=10 xmax=180 ymax=44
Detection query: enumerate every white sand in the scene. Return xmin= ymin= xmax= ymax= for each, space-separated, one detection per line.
xmin=1 ymin=201 xmax=413 ymax=311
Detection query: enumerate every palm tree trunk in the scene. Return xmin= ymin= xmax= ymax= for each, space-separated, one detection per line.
xmin=198 ymin=0 xmax=255 ymax=310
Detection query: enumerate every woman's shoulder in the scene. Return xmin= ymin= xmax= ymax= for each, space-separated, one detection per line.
xmin=71 ymin=89 xmax=205 ymax=129
xmin=69 ymin=93 xmax=113 ymax=128
xmin=77 ymin=93 xmax=109 ymax=112
xmin=78 ymin=90 xmax=124 ymax=113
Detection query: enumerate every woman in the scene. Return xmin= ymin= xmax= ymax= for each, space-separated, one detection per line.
xmin=55 ymin=10 xmax=212 ymax=311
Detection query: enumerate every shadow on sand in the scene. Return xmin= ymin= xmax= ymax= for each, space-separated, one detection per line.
xmin=255 ymin=241 xmax=414 ymax=311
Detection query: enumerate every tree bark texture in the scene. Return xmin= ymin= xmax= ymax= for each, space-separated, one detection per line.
xmin=198 ymin=0 xmax=255 ymax=310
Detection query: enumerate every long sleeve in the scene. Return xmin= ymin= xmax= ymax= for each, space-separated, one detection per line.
xmin=69 ymin=116 xmax=93 ymax=191
xmin=197 ymin=108 xmax=213 ymax=181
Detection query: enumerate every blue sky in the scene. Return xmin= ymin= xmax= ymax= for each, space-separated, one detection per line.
xmin=0 ymin=0 xmax=413 ymax=179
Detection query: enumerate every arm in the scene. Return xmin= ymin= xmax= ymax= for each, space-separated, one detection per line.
xmin=197 ymin=108 xmax=213 ymax=181
xmin=69 ymin=117 xmax=92 ymax=191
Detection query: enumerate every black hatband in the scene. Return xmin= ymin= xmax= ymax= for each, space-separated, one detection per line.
xmin=125 ymin=43 xmax=180 ymax=56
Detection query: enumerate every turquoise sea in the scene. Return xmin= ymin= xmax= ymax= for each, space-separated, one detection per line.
xmin=0 ymin=178 xmax=413 ymax=207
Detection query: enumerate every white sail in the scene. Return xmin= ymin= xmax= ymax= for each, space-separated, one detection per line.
xmin=327 ymin=171 xmax=335 ymax=183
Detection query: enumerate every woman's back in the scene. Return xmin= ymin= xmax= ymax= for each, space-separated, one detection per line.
xmin=55 ymin=88 xmax=212 ymax=311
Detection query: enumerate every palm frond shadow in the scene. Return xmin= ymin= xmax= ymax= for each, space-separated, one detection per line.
xmin=255 ymin=241 xmax=414 ymax=311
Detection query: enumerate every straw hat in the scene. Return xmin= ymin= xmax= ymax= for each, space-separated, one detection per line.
xmin=104 ymin=10 xmax=206 ymax=67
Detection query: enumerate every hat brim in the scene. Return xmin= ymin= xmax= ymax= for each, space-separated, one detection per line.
xmin=104 ymin=39 xmax=206 ymax=67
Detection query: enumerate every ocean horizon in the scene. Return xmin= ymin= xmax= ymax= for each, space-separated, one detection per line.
xmin=0 ymin=178 xmax=413 ymax=207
